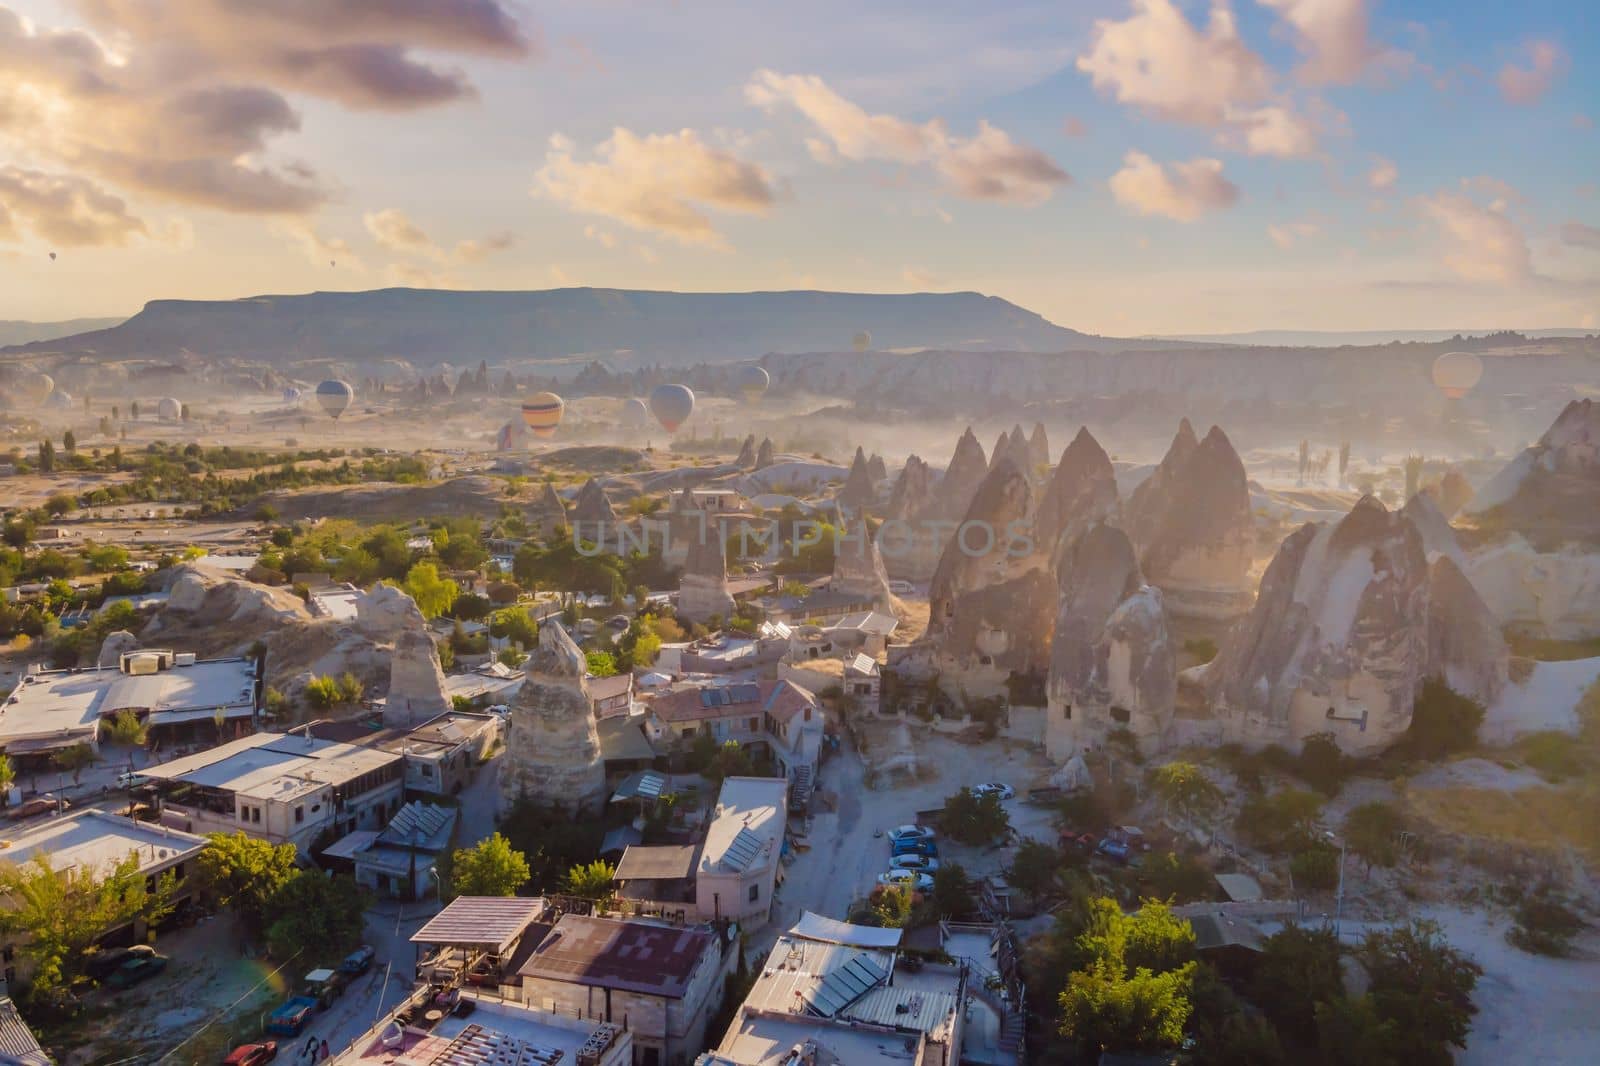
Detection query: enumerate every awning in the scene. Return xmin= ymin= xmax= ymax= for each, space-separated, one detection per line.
xmin=614 ymin=844 xmax=697 ymax=881
xmin=610 ymin=769 xmax=667 ymax=802
xmin=790 ymin=911 xmax=904 ymax=949
xmin=599 ymin=824 xmax=643 ymax=857
xmin=321 ymin=830 xmax=380 ymax=861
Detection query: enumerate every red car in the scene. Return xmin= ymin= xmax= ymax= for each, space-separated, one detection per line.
xmin=223 ymin=1042 xmax=277 ymax=1066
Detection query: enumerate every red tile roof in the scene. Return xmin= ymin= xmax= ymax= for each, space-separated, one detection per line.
xmin=516 ymin=914 xmax=714 ymax=998
xmin=648 ymin=679 xmax=816 ymax=725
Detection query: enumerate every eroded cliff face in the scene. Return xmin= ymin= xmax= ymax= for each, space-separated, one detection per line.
xmin=1205 ymin=495 xmax=1506 ymax=755
xmin=571 ymin=478 xmax=617 ymax=529
xmin=756 ymin=437 xmax=776 ymax=469
xmin=880 ymin=430 xmax=987 ymax=582
xmin=499 ymin=623 xmax=605 ymax=815
xmin=838 ymin=446 xmax=876 ymax=514
xmin=1463 ymin=535 xmax=1600 ymax=640
xmin=1045 ymin=524 xmax=1175 ymax=759
xmin=678 ymin=514 xmax=735 ymax=624
xmin=1125 ymin=422 xmax=1253 ymax=620
xmin=832 ymin=516 xmax=895 ymax=611
xmin=1466 ymin=398 xmax=1600 ymax=548
xmin=387 ymin=628 xmax=452 ymax=729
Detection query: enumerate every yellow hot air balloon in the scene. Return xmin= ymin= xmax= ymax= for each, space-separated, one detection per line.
xmin=1431 ymin=351 xmax=1483 ymax=400
xmin=520 ymin=391 xmax=565 ymax=439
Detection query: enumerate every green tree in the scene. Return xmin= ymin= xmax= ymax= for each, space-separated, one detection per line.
xmin=561 ymin=860 xmax=616 ymax=900
xmin=941 ymin=787 xmax=1010 ymax=844
xmin=1315 ymin=995 xmax=1403 ymax=1066
xmin=52 ymin=742 xmax=98 ymax=785
xmin=870 ymin=884 xmax=914 ymax=928
xmin=1290 ymin=843 xmax=1341 ymax=893
xmin=0 ymin=753 xmax=12 ymax=808
xmin=0 ymin=852 xmax=177 ymax=996
xmin=86 ymin=543 xmax=129 ymax=572
xmin=400 ymin=561 xmax=459 ymax=620
xmin=264 ymin=872 xmax=369 ymax=961
xmin=1507 ymin=886 xmax=1586 ymax=957
xmin=1251 ymin=924 xmax=1344 ymax=1046
xmin=1149 ymin=761 xmax=1222 ymax=823
xmin=585 ymin=650 xmax=618 ymax=677
xmin=196 ymin=831 xmax=299 ymax=932
xmin=43 ymin=492 xmax=76 ymax=517
xmin=1358 ymin=920 xmax=1481 ymax=1066
xmin=1296 ymin=732 xmax=1348 ymax=795
xmin=1138 ymin=851 xmax=1213 ymax=904
xmin=1007 ymin=840 xmax=1068 ymax=903
xmin=449 ymin=833 xmax=531 ymax=899
xmin=489 ymin=607 xmax=539 ymax=648
xmin=1235 ymin=789 xmax=1324 ymax=851
xmin=1059 ymin=958 xmax=1195 ymax=1058
xmin=927 ymin=863 xmax=973 ymax=918
xmin=1400 ymin=678 xmax=1485 ymax=760
xmin=1344 ymin=802 xmax=1403 ymax=876
xmin=62 ymin=429 xmax=76 ymax=454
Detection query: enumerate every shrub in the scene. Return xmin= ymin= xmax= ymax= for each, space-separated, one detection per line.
xmin=1289 ymin=843 xmax=1341 ymax=893
xmin=1235 ymin=789 xmax=1324 ymax=852
xmin=941 ymin=787 xmax=1010 ymax=844
xmin=304 ymin=675 xmax=343 ymax=709
xmin=1507 ymin=887 xmax=1586 ymax=957
xmin=1401 ymin=677 xmax=1485 ymax=760
xmin=1296 ymin=732 xmax=1349 ymax=795
xmin=1139 ymin=852 xmax=1214 ymax=904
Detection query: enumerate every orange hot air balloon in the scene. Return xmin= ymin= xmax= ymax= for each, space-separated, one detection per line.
xmin=520 ymin=391 xmax=565 ymax=439
xmin=1431 ymin=351 xmax=1483 ymax=400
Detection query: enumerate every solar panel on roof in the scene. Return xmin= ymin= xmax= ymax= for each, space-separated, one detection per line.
xmin=804 ymin=953 xmax=887 ymax=1017
xmin=732 ymin=683 xmax=760 ymax=703
xmin=720 ymin=827 xmax=764 ymax=872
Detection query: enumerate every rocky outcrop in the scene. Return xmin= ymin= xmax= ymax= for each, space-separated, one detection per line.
xmin=1036 ymin=428 xmax=1120 ymax=559
xmin=1462 ymin=535 xmax=1600 ymax=640
xmin=1123 ymin=423 xmax=1253 ymax=620
xmin=1401 ymin=493 xmax=1465 ymax=568
xmin=1465 ymin=398 xmax=1600 ymax=548
xmin=735 ymin=434 xmax=757 ymax=468
xmin=98 ymin=630 xmax=139 ymax=669
xmin=1027 ymin=423 xmax=1050 ymax=473
xmin=879 ymin=427 xmax=988 ymax=582
xmin=678 ymin=518 xmax=735 ymax=624
xmin=153 ymin=564 xmax=309 ymax=635
xmin=1426 ymin=555 xmax=1509 ymax=705
xmin=1205 ymin=495 xmax=1507 ymax=755
xmin=1428 ymin=470 xmax=1474 ymax=518
xmin=867 ymin=453 xmax=888 ymax=485
xmin=386 ymin=628 xmax=452 ymax=729
xmin=533 ymin=480 xmax=568 ymax=533
xmin=940 ymin=428 xmax=988 ymax=517
xmin=499 ymin=622 xmax=605 ymax=815
xmin=355 ymin=582 xmax=428 ymax=644
xmin=838 ymin=447 xmax=876 ymax=513
xmin=1045 ymin=524 xmax=1175 ymax=758
xmin=756 ymin=437 xmax=775 ymax=469
xmin=832 ymin=516 xmax=895 ymax=612
xmin=886 ymin=455 xmax=934 ymax=522
xmin=570 ymin=478 xmax=616 ymax=540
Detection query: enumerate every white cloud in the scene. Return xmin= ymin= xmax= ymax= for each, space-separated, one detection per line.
xmin=385 ymin=261 xmax=461 ymax=288
xmin=1268 ymin=219 xmax=1320 ymax=248
xmin=1258 ymin=0 xmax=1382 ymax=85
xmin=902 ymin=265 xmax=943 ymax=288
xmin=1368 ymin=156 xmax=1398 ymax=190
xmin=1109 ymin=151 xmax=1239 ymax=222
xmin=1077 ymin=0 xmax=1272 ymax=126
xmin=1225 ymin=104 xmax=1319 ymax=158
xmin=453 ymin=232 xmax=514 ymax=262
xmin=582 ymin=224 xmax=617 ymax=249
xmin=365 ymin=207 xmax=434 ymax=253
xmin=533 ymin=127 xmax=776 ymax=247
xmin=1417 ymin=190 xmax=1532 ymax=283
xmin=746 ymin=70 xmax=1068 ymax=205
xmin=0 ymin=166 xmax=147 ymax=246
xmin=1498 ymin=40 xmax=1565 ymax=105
xmin=283 ymin=220 xmax=361 ymax=269
xmin=1560 ymin=222 xmax=1600 ymax=251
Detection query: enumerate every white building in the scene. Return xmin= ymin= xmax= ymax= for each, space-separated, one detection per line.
xmin=0 ymin=651 xmax=259 ymax=761
xmin=141 ymin=731 xmax=404 ymax=855
xmin=695 ymin=776 xmax=788 ymax=928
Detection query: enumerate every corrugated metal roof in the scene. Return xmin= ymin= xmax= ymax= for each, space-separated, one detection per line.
xmin=614 ymin=844 xmax=698 ymax=882
xmin=804 ymin=953 xmax=886 ymax=1018
xmin=411 ymin=896 xmax=548 ymax=952
xmin=516 ymin=914 xmax=713 ymax=998
xmin=790 ymin=912 xmax=904 ymax=949
xmin=0 ymin=997 xmax=50 ymax=1065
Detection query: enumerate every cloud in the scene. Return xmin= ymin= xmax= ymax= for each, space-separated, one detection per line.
xmin=365 ymin=207 xmax=434 ymax=253
xmin=934 ymin=121 xmax=1070 ymax=206
xmin=283 ymin=220 xmax=361 ymax=269
xmin=1267 ymin=218 xmax=1320 ymax=248
xmin=0 ymin=165 xmax=147 ymax=246
xmin=583 ymin=224 xmax=617 ymax=249
xmin=1561 ymin=222 xmax=1600 ymax=251
xmin=453 ymin=231 xmax=513 ymax=262
xmin=1368 ymin=156 xmax=1398 ymax=190
xmin=1498 ymin=40 xmax=1565 ymax=105
xmin=1109 ymin=151 xmax=1238 ymax=222
xmin=1224 ymin=104 xmax=1319 ymax=158
xmin=533 ymin=127 xmax=777 ymax=247
xmin=1258 ymin=0 xmax=1382 ymax=85
xmin=902 ymin=266 xmax=943 ymax=289
xmin=746 ymin=69 xmax=1068 ymax=205
xmin=1077 ymin=0 xmax=1271 ymax=126
xmin=1417 ymin=190 xmax=1532 ymax=283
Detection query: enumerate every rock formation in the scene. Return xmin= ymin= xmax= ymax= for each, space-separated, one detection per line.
xmin=1426 ymin=555 xmax=1510 ymax=704
xmin=867 ymin=453 xmax=888 ymax=485
xmin=838 ymin=447 xmax=876 ymax=513
xmin=677 ymin=517 xmax=736 ymax=624
xmin=1428 ymin=470 xmax=1474 ymax=518
xmin=1462 ymin=536 xmax=1600 ymax=640
xmin=533 ymin=480 xmax=568 ymax=533
xmin=885 ymin=455 xmax=934 ymax=523
xmin=939 ymin=428 xmax=989 ymax=520
xmin=735 ymin=434 xmax=757 ymax=468
xmin=1465 ymin=398 xmax=1600 ymax=547
xmin=499 ymin=622 xmax=605 ymax=815
xmin=1027 ymin=422 xmax=1050 ymax=473
xmin=831 ymin=516 xmax=895 ymax=612
xmin=988 ymin=431 xmax=1011 ymax=473
xmin=1035 ymin=428 xmax=1121 ymax=557
xmin=386 ymin=628 xmax=452 ymax=729
xmin=98 ymin=630 xmax=139 ymax=669
xmin=1045 ymin=524 xmax=1175 ymax=759
xmin=355 ymin=582 xmax=429 ymax=644
xmin=1400 ymin=492 xmax=1465 ymax=568
xmin=756 ymin=437 xmax=776 ymax=469
xmin=570 ymin=478 xmax=617 ymax=541
xmin=1123 ymin=422 xmax=1253 ymax=620
xmin=1205 ymin=495 xmax=1507 ymax=755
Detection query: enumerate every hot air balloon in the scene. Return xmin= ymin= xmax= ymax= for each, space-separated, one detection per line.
xmin=736 ymin=365 xmax=770 ymax=402
xmin=622 ymin=397 xmax=650 ymax=427
xmin=156 ymin=397 xmax=181 ymax=421
xmin=1431 ymin=351 xmax=1483 ymax=400
xmin=316 ymin=379 xmax=355 ymax=420
xmin=520 ymin=391 xmax=565 ymax=439
xmin=852 ymin=330 xmax=871 ymax=352
xmin=8 ymin=370 xmax=54 ymax=406
xmin=48 ymin=252 xmax=56 ymax=262
xmin=282 ymin=386 xmax=303 ymax=404
xmin=649 ymin=383 xmax=695 ymax=433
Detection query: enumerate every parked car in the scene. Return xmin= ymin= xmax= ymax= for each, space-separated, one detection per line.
xmin=106 ymin=953 xmax=169 ymax=989
xmin=606 ymin=614 xmax=632 ymax=630
xmin=887 ymin=824 xmax=935 ymax=844
xmin=266 ymin=997 xmax=318 ymax=1037
xmin=887 ymin=580 xmax=915 ymax=595
xmin=223 ymin=1041 xmax=278 ymax=1066
xmin=115 ymin=771 xmax=146 ymax=789
xmin=877 ymin=870 xmax=935 ymax=893
xmin=890 ymin=837 xmax=939 ymax=859
xmin=340 ymin=945 xmax=376 ymax=976
xmin=971 ymin=782 xmax=1015 ymax=801
xmin=88 ymin=944 xmax=157 ymax=982
xmin=889 ymin=853 xmax=941 ymax=873
xmin=1096 ymin=837 xmax=1131 ymax=864
xmin=1059 ymin=830 xmax=1099 ymax=853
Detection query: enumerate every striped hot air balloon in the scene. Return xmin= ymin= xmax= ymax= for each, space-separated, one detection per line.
xmin=649 ymin=383 xmax=695 ymax=433
xmin=316 ymin=379 xmax=355 ymax=420
xmin=520 ymin=391 xmax=565 ymax=439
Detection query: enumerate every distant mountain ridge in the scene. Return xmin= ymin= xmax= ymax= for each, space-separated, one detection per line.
xmin=3 ymin=287 xmax=1175 ymax=366
xmin=0 ymin=317 xmax=125 ymax=347
xmin=1152 ymin=327 xmax=1594 ymax=346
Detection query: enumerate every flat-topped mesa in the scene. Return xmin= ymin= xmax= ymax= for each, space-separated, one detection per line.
xmin=1125 ymin=423 xmax=1253 ymax=621
xmin=735 ymin=434 xmax=757 ymax=468
xmin=499 ymin=621 xmax=605 ymax=815
xmin=832 ymin=515 xmax=896 ymax=613
xmin=1035 ymin=427 xmax=1121 ymax=560
xmin=1205 ymin=495 xmax=1507 ymax=756
xmin=838 ymin=446 xmax=877 ymax=514
xmin=1464 ymin=398 xmax=1600 ymax=548
xmin=1045 ymin=523 xmax=1176 ymax=760
xmin=924 ymin=453 xmax=1057 ymax=692
xmin=755 ymin=437 xmax=776 ymax=469
xmin=678 ymin=518 xmax=736 ymax=624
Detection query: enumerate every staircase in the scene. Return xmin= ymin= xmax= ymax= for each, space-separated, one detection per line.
xmin=998 ymin=1009 xmax=1025 ymax=1055
xmin=789 ymin=764 xmax=814 ymax=810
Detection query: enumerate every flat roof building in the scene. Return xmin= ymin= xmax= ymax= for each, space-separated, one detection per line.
xmin=696 ymin=776 xmax=787 ymax=928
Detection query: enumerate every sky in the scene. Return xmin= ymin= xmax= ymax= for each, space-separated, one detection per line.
xmin=0 ymin=0 xmax=1596 ymax=335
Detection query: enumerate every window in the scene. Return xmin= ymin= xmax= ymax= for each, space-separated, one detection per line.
xmin=294 ymin=806 xmax=305 ymax=824
xmin=1109 ymin=706 xmax=1130 ymax=724
xmin=253 ymin=807 xmax=261 ymax=824
xmin=1062 ymin=704 xmax=1072 ymax=720
xmin=747 ymin=717 xmax=759 ymax=732
xmin=748 ymin=883 xmax=759 ymax=902
xmin=682 ymin=728 xmax=695 ymax=740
